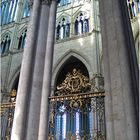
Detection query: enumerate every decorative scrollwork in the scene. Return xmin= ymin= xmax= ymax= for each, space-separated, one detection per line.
xmin=56 ymin=69 xmax=91 ymax=96
xmin=48 ymin=68 xmax=105 ymax=140
xmin=1 ymin=89 xmax=16 ymax=140
xmin=70 ymin=99 xmax=82 ymax=109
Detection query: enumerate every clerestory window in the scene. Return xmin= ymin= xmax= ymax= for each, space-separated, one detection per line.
xmin=1 ymin=0 xmax=18 ymax=25
xmin=75 ymin=12 xmax=89 ymax=35
xmin=1 ymin=34 xmax=11 ymax=54
xmin=23 ymin=0 xmax=30 ymax=18
xmin=18 ymin=29 xmax=27 ymax=50
xmin=127 ymin=0 xmax=140 ymax=19
xmin=56 ymin=18 xmax=70 ymax=40
xmin=58 ymin=0 xmax=71 ymax=7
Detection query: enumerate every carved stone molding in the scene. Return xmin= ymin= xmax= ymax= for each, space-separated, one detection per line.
xmin=91 ymin=73 xmax=104 ymax=92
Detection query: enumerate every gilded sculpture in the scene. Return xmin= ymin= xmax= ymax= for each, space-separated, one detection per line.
xmin=56 ymin=69 xmax=91 ymax=95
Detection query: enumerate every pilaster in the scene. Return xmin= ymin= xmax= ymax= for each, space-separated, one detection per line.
xmin=99 ymin=0 xmax=138 ymax=139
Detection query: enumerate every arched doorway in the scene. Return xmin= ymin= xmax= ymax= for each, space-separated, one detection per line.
xmin=48 ymin=57 xmax=105 ymax=140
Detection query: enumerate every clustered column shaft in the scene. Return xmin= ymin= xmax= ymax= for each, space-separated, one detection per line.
xmin=11 ymin=0 xmax=57 ymax=139
xmin=38 ymin=0 xmax=57 ymax=139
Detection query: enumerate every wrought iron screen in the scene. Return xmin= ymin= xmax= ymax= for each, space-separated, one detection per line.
xmin=48 ymin=69 xmax=105 ymax=140
xmin=1 ymin=90 xmax=16 ymax=140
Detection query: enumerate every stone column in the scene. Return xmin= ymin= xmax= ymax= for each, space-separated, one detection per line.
xmin=38 ymin=0 xmax=57 ymax=139
xmin=11 ymin=0 xmax=41 ymax=139
xmin=25 ymin=1 xmax=50 ymax=139
xmin=91 ymin=0 xmax=104 ymax=92
xmin=99 ymin=0 xmax=138 ymax=140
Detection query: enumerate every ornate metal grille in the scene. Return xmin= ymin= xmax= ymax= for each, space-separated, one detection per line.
xmin=1 ymin=90 xmax=16 ymax=140
xmin=48 ymin=69 xmax=105 ymax=140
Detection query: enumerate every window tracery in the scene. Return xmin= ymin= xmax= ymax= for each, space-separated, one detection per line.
xmin=18 ymin=29 xmax=27 ymax=50
xmin=127 ymin=0 xmax=140 ymax=19
xmin=48 ymin=69 xmax=105 ymax=140
xmin=56 ymin=17 xmax=70 ymax=40
xmin=75 ymin=12 xmax=89 ymax=35
xmin=1 ymin=34 xmax=11 ymax=54
xmin=1 ymin=0 xmax=18 ymax=25
xmin=58 ymin=0 xmax=71 ymax=7
xmin=23 ymin=0 xmax=30 ymax=18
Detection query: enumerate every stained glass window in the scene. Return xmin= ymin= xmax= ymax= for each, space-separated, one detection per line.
xmin=23 ymin=0 xmax=30 ymax=18
xmin=58 ymin=0 xmax=71 ymax=7
xmin=1 ymin=0 xmax=18 ymax=25
xmin=18 ymin=29 xmax=27 ymax=50
xmin=74 ymin=12 xmax=89 ymax=35
xmin=1 ymin=34 xmax=11 ymax=54
xmin=56 ymin=18 xmax=70 ymax=40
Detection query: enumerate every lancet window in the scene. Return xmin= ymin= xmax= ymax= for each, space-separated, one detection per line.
xmin=58 ymin=0 xmax=71 ymax=6
xmin=18 ymin=29 xmax=27 ymax=50
xmin=1 ymin=34 xmax=11 ymax=54
xmin=127 ymin=0 xmax=140 ymax=19
xmin=1 ymin=0 xmax=18 ymax=25
xmin=48 ymin=68 xmax=105 ymax=140
xmin=56 ymin=18 xmax=70 ymax=40
xmin=23 ymin=0 xmax=30 ymax=18
xmin=75 ymin=12 xmax=89 ymax=35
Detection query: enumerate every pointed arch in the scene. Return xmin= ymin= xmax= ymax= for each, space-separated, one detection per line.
xmin=1 ymin=30 xmax=12 ymax=38
xmin=73 ymin=11 xmax=90 ymax=35
xmin=52 ymin=50 xmax=93 ymax=88
xmin=56 ymin=15 xmax=71 ymax=40
xmin=18 ymin=26 xmax=28 ymax=36
xmin=1 ymin=33 xmax=11 ymax=54
xmin=17 ymin=28 xmax=27 ymax=49
xmin=56 ymin=13 xmax=71 ymax=25
xmin=8 ymin=66 xmax=21 ymax=92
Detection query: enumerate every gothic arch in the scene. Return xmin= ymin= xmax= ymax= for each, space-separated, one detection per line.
xmin=1 ymin=33 xmax=11 ymax=54
xmin=18 ymin=27 xmax=27 ymax=38
xmin=52 ymin=50 xmax=93 ymax=90
xmin=73 ymin=10 xmax=90 ymax=21
xmin=17 ymin=28 xmax=27 ymax=49
xmin=56 ymin=14 xmax=71 ymax=25
xmin=56 ymin=15 xmax=71 ymax=40
xmin=1 ymin=31 xmax=12 ymax=38
xmin=8 ymin=66 xmax=21 ymax=92
xmin=72 ymin=7 xmax=82 ymax=18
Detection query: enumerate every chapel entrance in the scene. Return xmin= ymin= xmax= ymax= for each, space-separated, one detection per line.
xmin=48 ymin=57 xmax=105 ymax=140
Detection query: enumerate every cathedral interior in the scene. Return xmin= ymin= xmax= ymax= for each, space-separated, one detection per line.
xmin=1 ymin=0 xmax=139 ymax=140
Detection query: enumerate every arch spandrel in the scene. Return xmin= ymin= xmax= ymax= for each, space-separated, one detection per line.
xmin=8 ymin=66 xmax=21 ymax=92
xmin=52 ymin=50 xmax=93 ymax=95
